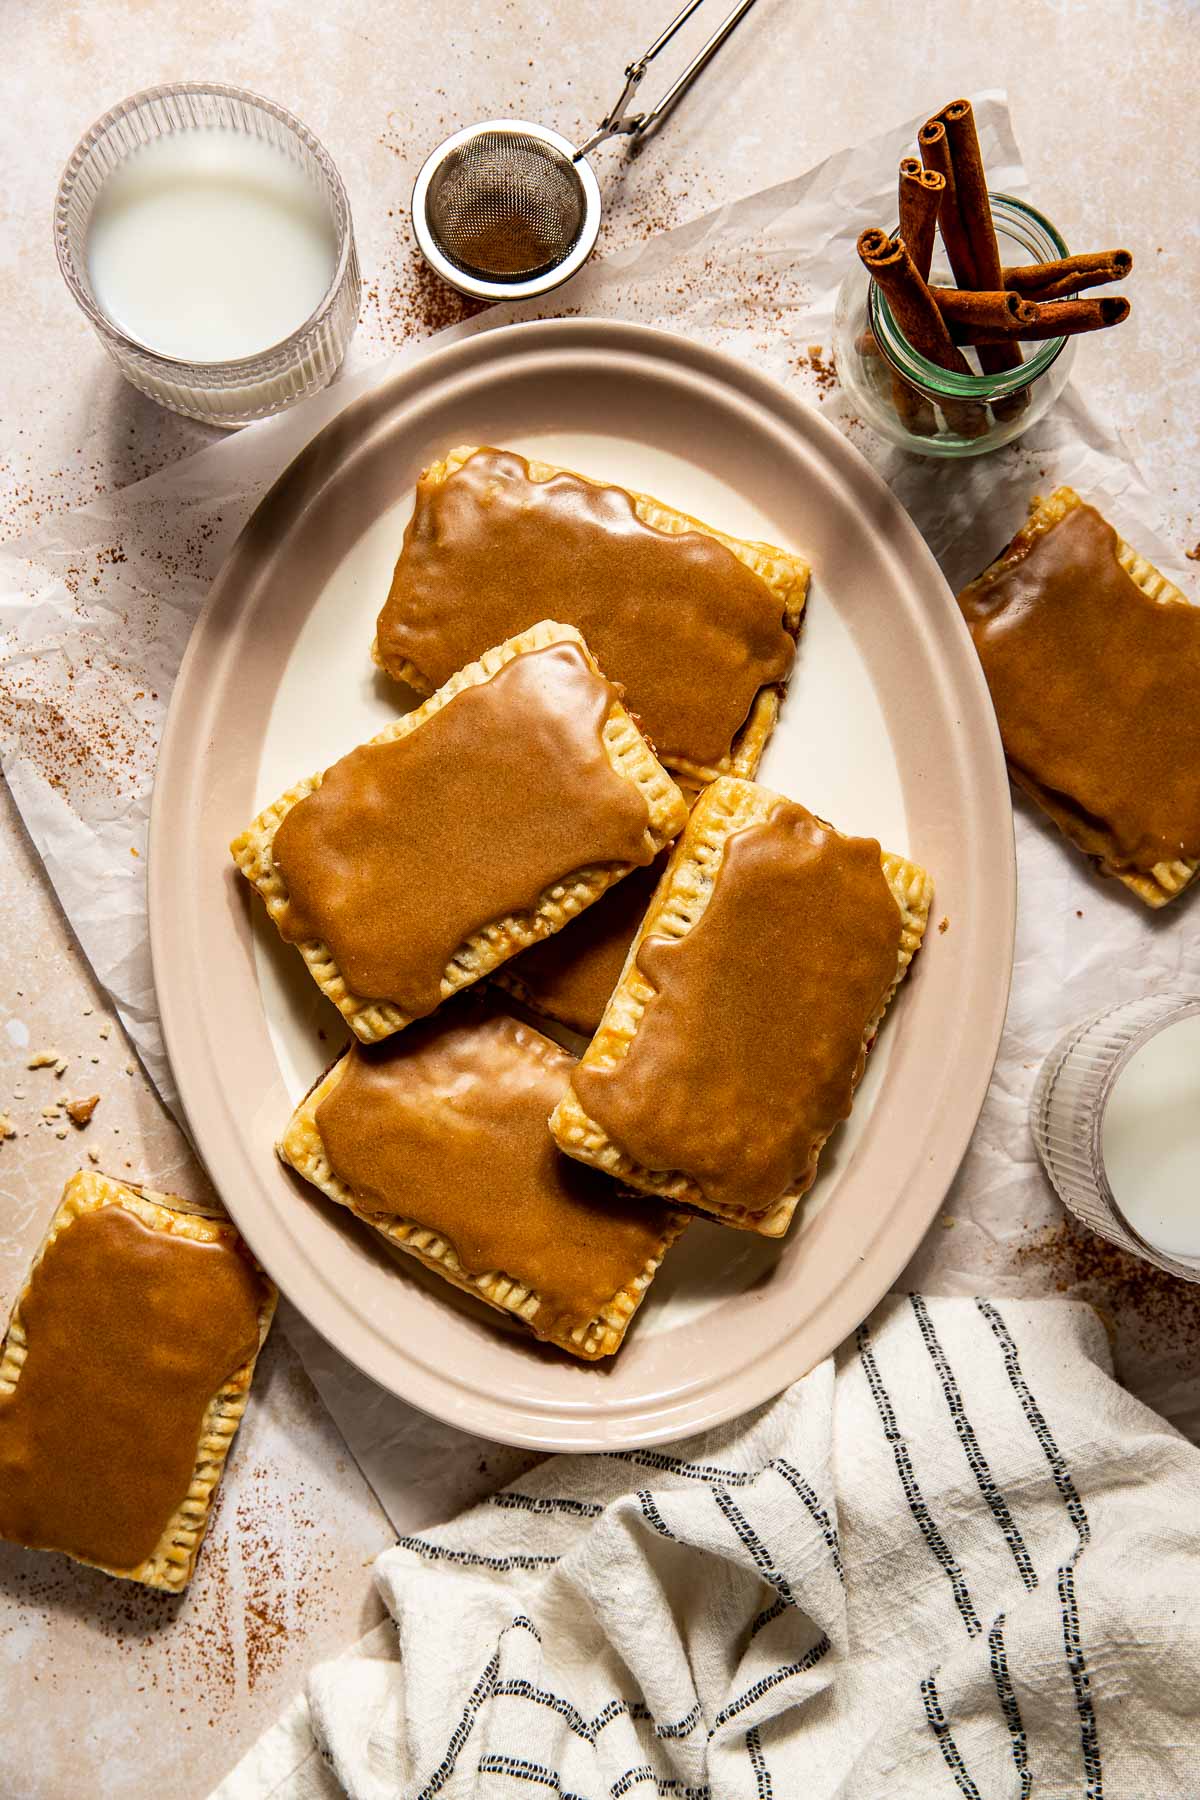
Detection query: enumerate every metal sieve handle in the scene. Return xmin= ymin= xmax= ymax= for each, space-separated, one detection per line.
xmin=574 ymin=0 xmax=760 ymax=160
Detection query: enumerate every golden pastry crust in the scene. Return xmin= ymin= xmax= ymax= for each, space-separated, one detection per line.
xmin=372 ymin=446 xmax=810 ymax=787
xmin=277 ymin=1056 xmax=687 ymax=1360
xmin=231 ymin=620 xmax=688 ymax=1043
xmin=549 ymin=777 xmax=934 ymax=1236
xmin=0 ymin=1172 xmax=276 ymax=1591
xmin=964 ymin=486 xmax=1198 ymax=908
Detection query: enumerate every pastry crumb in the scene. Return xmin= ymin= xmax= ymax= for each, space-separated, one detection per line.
xmin=941 ymin=1216 xmax=956 ymax=1229
xmin=124 ymin=1062 xmax=135 ymax=1076
xmin=65 ymin=1095 xmax=100 ymax=1128
xmin=54 ymin=1058 xmax=68 ymax=1077
xmin=54 ymin=1128 xmax=68 ymax=1140
xmin=98 ymin=1024 xmax=111 ymax=1040
xmin=86 ymin=1147 xmax=100 ymax=1164
xmin=27 ymin=1050 xmax=62 ymax=1070
xmin=82 ymin=1006 xmax=93 ymax=1016
xmin=1076 ymin=909 xmax=1084 ymax=918
xmin=0 ymin=1113 xmax=15 ymax=1142
xmin=1186 ymin=542 xmax=1200 ymax=562
xmin=938 ymin=916 xmax=950 ymax=934
xmin=40 ymin=1104 xmax=61 ymax=1121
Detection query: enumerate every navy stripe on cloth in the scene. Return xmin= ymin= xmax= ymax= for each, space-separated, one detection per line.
xmin=976 ymin=1299 xmax=1104 ymax=1799
xmin=610 ymin=1772 xmax=710 ymax=1798
xmin=711 ymin=1489 xmax=798 ymax=1613
xmin=709 ymin=1636 xmax=831 ymax=1734
xmin=637 ymin=1489 xmax=677 ymax=1541
xmin=608 ymin=1448 xmax=757 ymax=1488
xmin=397 ymin=1535 xmax=560 ymax=1572
xmin=988 ymin=1612 xmax=1032 ymax=1800
xmin=746 ymin=1724 xmax=773 ymax=1799
xmin=857 ymin=1319 xmax=982 ymax=1637
xmin=491 ymin=1492 xmax=604 ymax=1519
xmin=770 ymin=1458 xmax=844 ymax=1584
xmin=921 ymin=1670 xmax=984 ymax=1800
xmin=476 ymin=1754 xmax=587 ymax=1800
xmin=909 ymin=1293 xmax=1037 ymax=1591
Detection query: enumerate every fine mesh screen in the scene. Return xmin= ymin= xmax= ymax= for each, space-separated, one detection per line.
xmin=423 ymin=129 xmax=588 ymax=280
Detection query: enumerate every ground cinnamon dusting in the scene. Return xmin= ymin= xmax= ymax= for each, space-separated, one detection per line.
xmin=796 ymin=344 xmax=838 ymax=397
xmin=1017 ymin=1218 xmax=1200 ymax=1357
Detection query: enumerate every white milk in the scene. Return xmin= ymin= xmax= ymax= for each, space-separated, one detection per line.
xmin=1102 ymin=1012 xmax=1200 ymax=1260
xmin=86 ymin=129 xmax=338 ymax=363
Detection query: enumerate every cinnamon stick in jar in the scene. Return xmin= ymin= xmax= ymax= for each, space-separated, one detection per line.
xmin=899 ymin=160 xmax=945 ymax=282
xmin=856 ymin=229 xmax=986 ymax=437
xmin=932 ymin=289 xmax=1040 ymax=332
xmin=945 ymin=293 xmax=1130 ymax=345
xmin=918 ymin=119 xmax=975 ymax=287
xmin=1003 ymin=249 xmax=1132 ymax=301
xmin=935 ymin=99 xmax=1026 ymax=406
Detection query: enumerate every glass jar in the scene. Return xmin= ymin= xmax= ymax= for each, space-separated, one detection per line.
xmin=54 ymin=83 xmax=361 ymax=428
xmin=833 ymin=194 xmax=1076 ymax=456
xmin=1031 ymin=993 xmax=1200 ymax=1282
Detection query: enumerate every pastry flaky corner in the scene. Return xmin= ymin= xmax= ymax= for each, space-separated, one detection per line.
xmin=230 ymin=619 xmax=688 ymax=1043
xmin=963 ymin=485 xmax=1199 ymax=909
xmin=372 ymin=445 xmax=811 ymax=787
xmin=277 ymin=1054 xmax=687 ymax=1360
xmin=0 ymin=1171 xmax=276 ymax=1591
xmin=550 ymin=777 xmax=934 ymax=1237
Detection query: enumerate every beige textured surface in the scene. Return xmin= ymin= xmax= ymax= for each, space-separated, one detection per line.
xmin=0 ymin=1 xmax=1197 ymax=1793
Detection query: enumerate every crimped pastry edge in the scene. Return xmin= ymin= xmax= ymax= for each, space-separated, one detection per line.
xmin=372 ymin=445 xmax=810 ymax=785
xmin=549 ymin=776 xmax=934 ymax=1237
xmin=0 ymin=1171 xmax=276 ymax=1591
xmin=231 ymin=620 xmax=688 ymax=1042
xmin=961 ymin=484 xmax=1198 ymax=909
xmin=276 ymin=1039 xmax=688 ymax=1360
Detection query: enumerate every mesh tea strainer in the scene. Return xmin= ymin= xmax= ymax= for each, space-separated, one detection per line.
xmin=411 ymin=0 xmax=760 ymax=302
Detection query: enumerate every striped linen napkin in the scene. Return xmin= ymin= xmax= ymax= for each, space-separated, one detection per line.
xmin=214 ymin=1293 xmax=1200 ymax=1799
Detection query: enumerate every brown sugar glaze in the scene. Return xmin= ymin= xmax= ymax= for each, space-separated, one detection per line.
xmin=273 ymin=643 xmax=655 ymax=1016
xmin=0 ymin=1205 xmax=261 ymax=1572
xmin=959 ymin=502 xmax=1200 ymax=872
xmin=375 ymin=448 xmax=796 ymax=772
xmin=316 ymin=1011 xmax=678 ymax=1341
xmin=573 ymin=801 xmax=902 ymax=1215
xmin=504 ymin=850 xmax=670 ymax=1036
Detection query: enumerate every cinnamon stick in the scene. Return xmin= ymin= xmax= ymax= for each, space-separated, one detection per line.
xmin=918 ymin=119 xmax=973 ymax=285
xmin=932 ymin=289 xmax=1040 ymax=332
xmin=857 ymin=229 xmax=970 ymax=371
xmin=946 ymin=294 xmax=1130 ymax=345
xmin=1003 ymin=249 xmax=1132 ymax=302
xmin=936 ymin=99 xmax=1025 ymax=395
xmin=857 ymin=229 xmax=986 ymax=436
xmin=899 ymin=162 xmax=945 ymax=282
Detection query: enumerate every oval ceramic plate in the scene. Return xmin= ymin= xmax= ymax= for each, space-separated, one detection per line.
xmin=150 ymin=318 xmax=1014 ymax=1451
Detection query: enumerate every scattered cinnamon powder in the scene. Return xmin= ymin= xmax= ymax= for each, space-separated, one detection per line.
xmin=796 ymin=344 xmax=838 ymax=397
xmin=1017 ymin=1217 xmax=1200 ymax=1358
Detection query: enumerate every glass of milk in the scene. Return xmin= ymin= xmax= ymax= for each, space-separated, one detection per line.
xmin=54 ymin=83 xmax=360 ymax=427
xmin=1032 ymin=993 xmax=1200 ymax=1280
